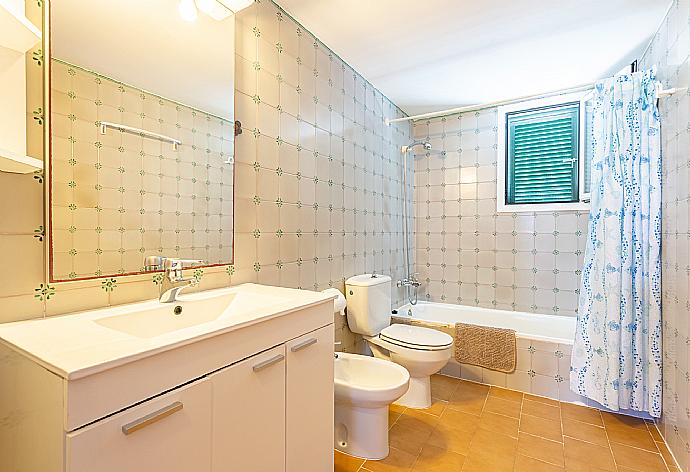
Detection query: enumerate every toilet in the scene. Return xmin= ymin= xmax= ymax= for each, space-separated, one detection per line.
xmin=345 ymin=274 xmax=453 ymax=409
xmin=334 ymin=352 xmax=410 ymax=459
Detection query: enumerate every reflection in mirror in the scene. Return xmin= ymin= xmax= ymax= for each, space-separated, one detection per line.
xmin=49 ymin=0 xmax=235 ymax=281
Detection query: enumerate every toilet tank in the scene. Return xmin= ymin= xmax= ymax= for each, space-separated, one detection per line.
xmin=345 ymin=274 xmax=392 ymax=336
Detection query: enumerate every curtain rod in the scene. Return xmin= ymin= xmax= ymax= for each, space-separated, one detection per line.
xmin=386 ymin=82 xmax=688 ymax=126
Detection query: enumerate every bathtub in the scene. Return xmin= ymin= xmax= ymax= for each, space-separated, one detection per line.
xmin=393 ymin=301 xmax=587 ymax=404
xmin=396 ymin=301 xmax=576 ymax=345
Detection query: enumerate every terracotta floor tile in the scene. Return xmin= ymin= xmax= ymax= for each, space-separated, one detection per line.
xmin=648 ymin=423 xmax=664 ymax=441
xmin=395 ymin=410 xmax=439 ymax=436
xmin=514 ymin=454 xmax=565 ymax=472
xmin=447 ymin=386 xmax=488 ymax=416
xmin=456 ymin=379 xmax=491 ymax=394
xmin=363 ymin=446 xmax=417 ymax=472
xmin=601 ymin=412 xmax=648 ymax=430
xmin=563 ymin=437 xmax=615 ymax=471
xmin=488 ymin=386 xmax=524 ymax=403
xmin=564 ymin=458 xmax=615 ymax=472
xmin=415 ymin=398 xmax=448 ymax=418
xmin=520 ymin=413 xmax=563 ymax=442
xmin=389 ymin=423 xmax=432 ymax=456
xmin=430 ymin=374 xmax=460 ymax=401
xmin=427 ymin=419 xmax=478 ymax=455
xmin=389 ymin=405 xmax=404 ymax=428
xmin=561 ymin=418 xmax=609 ymax=447
xmin=657 ymin=440 xmax=677 ymax=467
xmin=411 ymin=444 xmax=465 ymax=471
xmin=517 ymin=432 xmax=564 ymax=467
xmin=484 ymin=395 xmax=522 ymax=418
xmin=605 ymin=423 xmax=658 ymax=452
xmin=522 ymin=399 xmax=561 ymax=421
xmin=610 ymin=442 xmax=667 ymax=471
xmin=335 ymin=450 xmax=366 ymax=472
xmin=477 ymin=411 xmax=519 ymax=438
xmin=560 ymin=402 xmax=603 ymax=426
xmin=525 ymin=393 xmax=560 ymax=406
xmin=438 ymin=408 xmax=480 ymax=427
xmin=463 ymin=428 xmax=517 ymax=471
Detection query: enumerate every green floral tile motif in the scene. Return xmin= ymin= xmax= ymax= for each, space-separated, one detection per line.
xmin=31 ymin=105 xmax=44 ymax=126
xmin=226 ymin=265 xmax=235 ymax=276
xmin=33 ymin=225 xmax=44 ymax=242
xmin=192 ymin=269 xmax=204 ymax=286
xmin=152 ymin=273 xmax=164 ymax=285
xmin=101 ymin=278 xmax=117 ymax=292
xmin=32 ymin=49 xmax=43 ymax=66
xmin=34 ymin=283 xmax=55 ymax=301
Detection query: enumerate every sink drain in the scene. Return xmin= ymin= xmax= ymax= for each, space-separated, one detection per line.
xmin=173 ymin=305 xmax=183 ymax=315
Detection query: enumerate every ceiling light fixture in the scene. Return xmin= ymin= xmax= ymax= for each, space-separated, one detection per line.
xmin=178 ymin=0 xmax=198 ymax=21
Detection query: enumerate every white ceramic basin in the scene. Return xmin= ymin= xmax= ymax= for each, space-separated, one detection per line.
xmin=94 ymin=291 xmax=287 ymax=339
xmin=334 ymin=352 xmax=410 ymax=408
xmin=0 ymin=284 xmax=334 ymax=380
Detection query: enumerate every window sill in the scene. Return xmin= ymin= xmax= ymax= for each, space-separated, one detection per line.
xmin=496 ymin=201 xmax=590 ymax=213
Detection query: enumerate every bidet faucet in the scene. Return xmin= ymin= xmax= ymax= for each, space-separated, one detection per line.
xmin=159 ymin=258 xmax=203 ymax=303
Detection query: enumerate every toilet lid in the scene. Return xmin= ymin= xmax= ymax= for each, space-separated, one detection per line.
xmin=380 ymin=324 xmax=453 ymax=350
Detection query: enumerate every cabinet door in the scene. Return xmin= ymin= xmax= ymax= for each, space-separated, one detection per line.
xmin=66 ymin=378 xmax=212 ymax=472
xmin=286 ymin=324 xmax=334 ymax=472
xmin=211 ymin=344 xmax=286 ymax=472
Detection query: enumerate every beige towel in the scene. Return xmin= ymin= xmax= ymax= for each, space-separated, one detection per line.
xmin=455 ymin=323 xmax=517 ymax=373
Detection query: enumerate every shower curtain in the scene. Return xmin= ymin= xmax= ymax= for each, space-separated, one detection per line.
xmin=570 ymin=70 xmax=662 ymax=417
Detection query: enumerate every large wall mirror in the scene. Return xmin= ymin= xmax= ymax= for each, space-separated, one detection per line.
xmin=48 ymin=0 xmax=235 ymax=281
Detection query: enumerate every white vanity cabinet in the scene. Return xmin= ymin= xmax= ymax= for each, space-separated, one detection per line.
xmin=212 ymin=344 xmax=287 ymax=472
xmin=66 ymin=379 xmax=213 ymax=472
xmin=0 ymin=284 xmax=335 ymax=472
xmin=286 ymin=325 xmax=335 ymax=472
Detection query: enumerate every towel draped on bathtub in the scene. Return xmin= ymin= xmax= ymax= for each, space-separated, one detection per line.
xmin=454 ymin=323 xmax=517 ymax=373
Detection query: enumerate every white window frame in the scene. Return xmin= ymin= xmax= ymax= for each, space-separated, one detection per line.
xmin=496 ymin=91 xmax=591 ymax=213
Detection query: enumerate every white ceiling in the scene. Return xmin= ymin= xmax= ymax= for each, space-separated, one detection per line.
xmin=52 ymin=0 xmax=235 ymax=120
xmin=276 ymin=0 xmax=671 ymax=115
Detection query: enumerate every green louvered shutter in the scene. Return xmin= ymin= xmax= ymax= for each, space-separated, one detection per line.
xmin=506 ymin=103 xmax=580 ymax=205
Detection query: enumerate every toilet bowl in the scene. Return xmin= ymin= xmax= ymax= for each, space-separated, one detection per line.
xmin=334 ymin=352 xmax=410 ymax=460
xmin=366 ymin=323 xmax=453 ymax=408
xmin=344 ymin=274 xmax=453 ymax=409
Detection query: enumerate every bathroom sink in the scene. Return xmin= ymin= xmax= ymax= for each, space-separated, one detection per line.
xmin=94 ymin=293 xmax=237 ymax=338
xmin=94 ymin=291 xmax=287 ymax=338
xmin=0 ymin=283 xmax=334 ymax=381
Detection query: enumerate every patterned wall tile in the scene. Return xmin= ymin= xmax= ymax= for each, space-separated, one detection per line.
xmin=412 ymin=110 xmax=589 ymax=317
xmin=641 ymin=1 xmax=690 ymax=469
xmin=50 ymin=60 xmax=234 ymax=280
xmin=1 ymin=0 xmax=412 ymax=356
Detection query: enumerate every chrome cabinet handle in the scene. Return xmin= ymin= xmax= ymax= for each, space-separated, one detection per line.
xmin=121 ymin=401 xmax=183 ymax=435
xmin=291 ymin=337 xmax=318 ymax=352
xmin=252 ymin=354 xmax=285 ymax=372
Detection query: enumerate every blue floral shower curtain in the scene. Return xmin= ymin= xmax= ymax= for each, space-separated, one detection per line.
xmin=570 ymin=70 xmax=662 ymax=417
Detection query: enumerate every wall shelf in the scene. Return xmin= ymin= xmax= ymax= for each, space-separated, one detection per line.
xmin=0 ymin=0 xmax=41 ymax=53
xmin=0 ymin=147 xmax=42 ymax=174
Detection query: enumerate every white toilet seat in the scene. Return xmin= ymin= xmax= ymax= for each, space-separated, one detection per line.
xmin=379 ymin=324 xmax=453 ymax=351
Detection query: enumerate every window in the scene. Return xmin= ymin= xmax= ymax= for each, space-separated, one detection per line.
xmin=497 ymin=92 xmax=591 ymax=213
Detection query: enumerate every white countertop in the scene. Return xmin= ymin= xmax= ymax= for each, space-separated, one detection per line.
xmin=0 ymin=284 xmax=333 ymax=380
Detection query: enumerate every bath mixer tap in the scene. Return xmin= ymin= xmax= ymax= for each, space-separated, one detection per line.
xmin=397 ymin=273 xmax=421 ymax=288
xmin=159 ymin=258 xmax=203 ymax=303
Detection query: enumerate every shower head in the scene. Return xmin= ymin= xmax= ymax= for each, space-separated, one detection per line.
xmin=401 ymin=140 xmax=432 ymax=153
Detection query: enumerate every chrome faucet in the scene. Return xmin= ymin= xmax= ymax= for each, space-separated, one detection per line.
xmin=397 ymin=273 xmax=421 ymax=288
xmin=159 ymin=258 xmax=203 ymax=303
